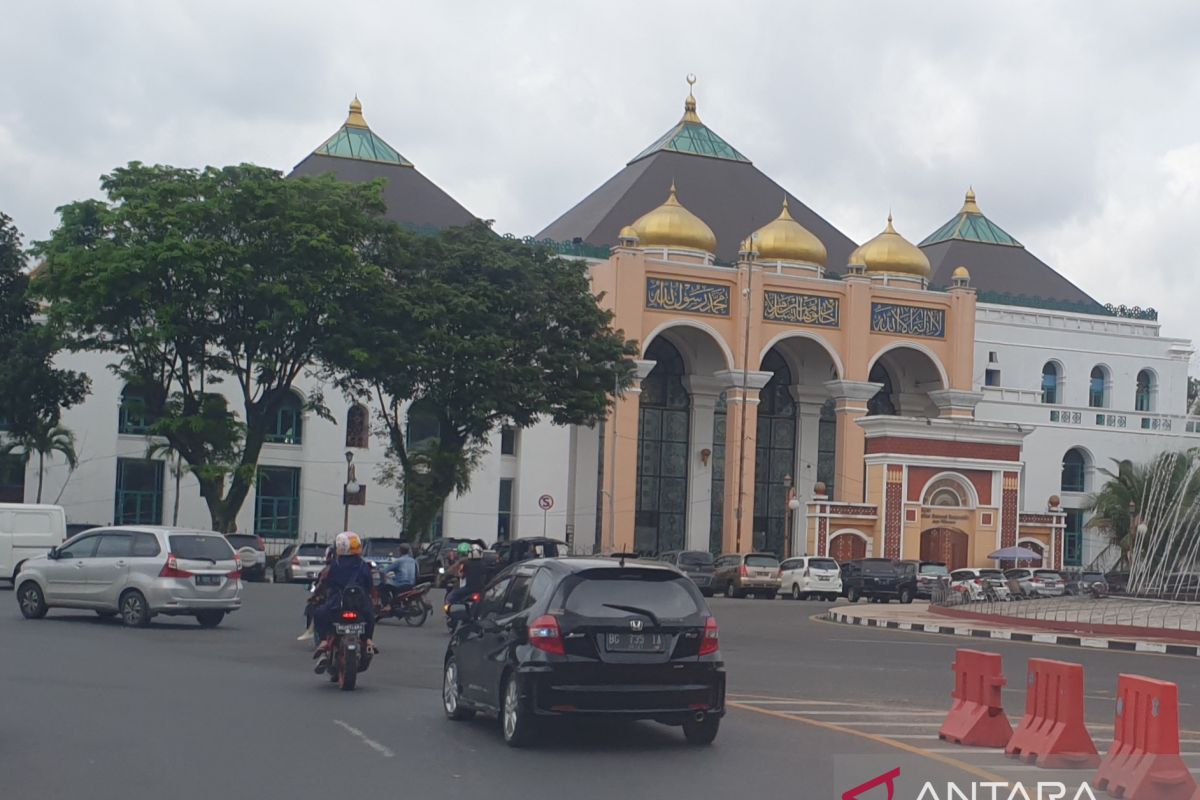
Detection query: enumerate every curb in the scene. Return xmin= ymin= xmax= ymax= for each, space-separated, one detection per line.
xmin=824 ymin=607 xmax=1200 ymax=658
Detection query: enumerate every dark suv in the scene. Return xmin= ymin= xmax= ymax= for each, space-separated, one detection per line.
xmin=442 ymin=557 xmax=725 ymax=747
xmin=658 ymin=550 xmax=716 ymax=596
xmin=843 ymin=558 xmax=918 ymax=604
xmin=491 ymin=537 xmax=565 ymax=569
xmin=898 ymin=560 xmax=949 ymax=599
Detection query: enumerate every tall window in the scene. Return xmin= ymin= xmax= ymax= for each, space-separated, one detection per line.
xmin=753 ymin=350 xmax=796 ymax=557
xmin=1089 ymin=366 xmax=1107 ymax=408
xmin=1041 ymin=362 xmax=1060 ymax=404
xmin=1064 ymin=509 xmax=1083 ymax=567
xmin=500 ymin=426 xmax=517 ymax=456
xmin=1061 ymin=448 xmax=1087 ymax=493
xmin=1135 ymin=370 xmax=1154 ymax=412
xmin=709 ymin=392 xmax=726 ymax=554
xmin=817 ymin=399 xmax=837 ymax=498
xmin=635 ymin=338 xmax=689 ymax=555
xmin=118 ymin=385 xmax=156 ymax=434
xmin=0 ymin=454 xmax=25 ymax=502
xmin=345 ymin=404 xmax=369 ymax=448
xmin=266 ymin=393 xmax=303 ymax=444
xmin=114 ymin=458 xmax=164 ymax=525
xmin=255 ymin=466 xmax=300 ymax=538
xmin=498 ymin=478 xmax=514 ymax=541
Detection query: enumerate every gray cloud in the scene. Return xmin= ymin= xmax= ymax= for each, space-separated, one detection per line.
xmin=3 ymin=0 xmax=1199 ymax=358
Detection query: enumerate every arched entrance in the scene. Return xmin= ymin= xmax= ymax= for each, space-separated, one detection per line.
xmin=752 ymin=349 xmax=796 ymax=557
xmin=920 ymin=528 xmax=969 ymax=570
xmin=867 ymin=345 xmax=947 ymax=418
xmin=829 ymin=532 xmax=867 ymax=562
xmin=635 ymin=337 xmax=690 ymax=554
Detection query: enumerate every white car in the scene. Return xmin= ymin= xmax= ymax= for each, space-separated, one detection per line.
xmin=949 ymin=568 xmax=1012 ymax=601
xmin=0 ymin=503 xmax=67 ymax=583
xmin=273 ymin=542 xmax=330 ymax=583
xmin=1005 ymin=568 xmax=1065 ymax=597
xmin=225 ymin=533 xmax=267 ymax=581
xmin=779 ymin=556 xmax=842 ymax=600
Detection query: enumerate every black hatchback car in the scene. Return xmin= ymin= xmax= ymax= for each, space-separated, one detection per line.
xmin=442 ymin=558 xmax=725 ymax=747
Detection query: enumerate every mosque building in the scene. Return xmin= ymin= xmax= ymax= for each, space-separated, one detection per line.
xmin=15 ymin=82 xmax=1193 ymax=571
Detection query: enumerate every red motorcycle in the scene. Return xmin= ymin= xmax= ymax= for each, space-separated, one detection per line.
xmin=378 ymin=582 xmax=434 ymax=627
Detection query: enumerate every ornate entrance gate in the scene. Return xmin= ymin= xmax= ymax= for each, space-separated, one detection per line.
xmin=919 ymin=527 xmax=968 ymax=570
xmin=829 ymin=533 xmax=867 ymax=562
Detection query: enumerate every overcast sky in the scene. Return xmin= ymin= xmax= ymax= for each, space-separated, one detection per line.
xmin=4 ymin=1 xmax=1200 ymax=359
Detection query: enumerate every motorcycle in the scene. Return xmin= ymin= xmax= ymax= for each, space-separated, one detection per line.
xmin=321 ymin=586 xmax=373 ymax=691
xmin=443 ymin=590 xmax=481 ymax=632
xmin=379 ymin=581 xmax=434 ymax=627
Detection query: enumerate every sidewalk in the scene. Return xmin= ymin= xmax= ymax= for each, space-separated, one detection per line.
xmin=824 ymin=601 xmax=1200 ymax=657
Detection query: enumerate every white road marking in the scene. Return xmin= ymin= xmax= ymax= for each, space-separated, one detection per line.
xmin=332 ymin=720 xmax=394 ymax=758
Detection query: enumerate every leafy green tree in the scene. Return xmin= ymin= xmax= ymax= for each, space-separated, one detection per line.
xmin=326 ymin=220 xmax=636 ymax=540
xmin=0 ymin=212 xmax=90 ymax=441
xmin=0 ymin=421 xmax=78 ymax=503
xmin=35 ymin=162 xmax=387 ymax=532
xmin=1188 ymin=376 xmax=1200 ymax=413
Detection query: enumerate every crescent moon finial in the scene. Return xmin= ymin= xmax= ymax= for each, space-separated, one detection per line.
xmin=686 ymin=73 xmax=697 ymax=87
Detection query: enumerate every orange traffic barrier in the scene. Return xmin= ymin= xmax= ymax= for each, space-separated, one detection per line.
xmin=1094 ymin=674 xmax=1198 ymax=800
xmin=938 ymin=649 xmax=1013 ymax=748
xmin=1005 ymin=658 xmax=1099 ymax=768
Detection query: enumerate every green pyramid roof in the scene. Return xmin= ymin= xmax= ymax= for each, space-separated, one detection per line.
xmin=313 ymin=98 xmax=412 ymax=166
xmin=629 ymin=85 xmax=749 ymax=164
xmin=919 ymin=189 xmax=1021 ymax=247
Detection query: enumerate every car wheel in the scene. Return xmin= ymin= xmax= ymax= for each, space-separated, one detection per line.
xmin=791 ymin=584 xmax=802 ymax=600
xmin=443 ymin=657 xmax=475 ymax=721
xmin=899 ymin=588 xmax=914 ymax=605
xmin=119 ymin=590 xmax=151 ymax=628
xmin=724 ymin=582 xmax=736 ymax=599
xmin=17 ymin=581 xmax=47 ymax=619
xmin=196 ymin=611 xmax=225 ymax=628
xmin=827 ymin=593 xmax=839 ymax=602
xmin=847 ymin=587 xmax=861 ymax=603
xmin=502 ymin=672 xmax=536 ymax=747
xmin=682 ymin=714 xmax=720 ymax=745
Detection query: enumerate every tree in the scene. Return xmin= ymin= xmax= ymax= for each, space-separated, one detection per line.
xmin=35 ymin=162 xmax=388 ymax=532
xmin=1189 ymin=376 xmax=1200 ymax=414
xmin=0 ymin=212 xmax=90 ymax=441
xmin=0 ymin=421 xmax=78 ymax=503
xmin=325 ymin=220 xmax=636 ymax=540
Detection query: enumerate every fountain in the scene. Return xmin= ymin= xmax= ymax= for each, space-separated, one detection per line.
xmin=1120 ymin=451 xmax=1200 ymax=600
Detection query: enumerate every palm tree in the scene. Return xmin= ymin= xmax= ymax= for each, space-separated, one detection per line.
xmin=1084 ymin=458 xmax=1148 ymax=570
xmin=0 ymin=422 xmax=78 ymax=503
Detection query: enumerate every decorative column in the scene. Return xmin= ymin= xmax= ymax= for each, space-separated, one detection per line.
xmin=716 ymin=368 xmax=773 ymax=553
xmin=602 ymin=359 xmax=654 ymax=553
xmin=683 ymin=375 xmax=724 ymax=553
xmin=791 ymin=386 xmax=829 ymax=555
xmin=999 ymin=471 xmax=1019 ymax=550
xmin=929 ymin=388 xmax=984 ymax=420
xmin=823 ymin=379 xmax=883 ymax=504
xmin=883 ymin=464 xmax=904 ymax=559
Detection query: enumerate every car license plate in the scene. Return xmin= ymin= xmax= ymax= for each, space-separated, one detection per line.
xmin=605 ymin=632 xmax=666 ymax=653
xmin=334 ymin=622 xmax=366 ymax=635
xmin=817 ymin=576 xmax=830 ymax=582
xmin=195 ymin=575 xmax=221 ymax=586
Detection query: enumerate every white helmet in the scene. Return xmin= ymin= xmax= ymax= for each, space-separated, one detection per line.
xmin=469 ymin=543 xmax=484 ymax=559
xmin=335 ymin=531 xmax=362 ymax=556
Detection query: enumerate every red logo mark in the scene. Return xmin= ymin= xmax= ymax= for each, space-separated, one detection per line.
xmin=842 ymin=767 xmax=901 ymax=800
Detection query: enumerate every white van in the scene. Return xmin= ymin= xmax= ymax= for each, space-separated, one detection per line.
xmin=0 ymin=504 xmax=67 ymax=582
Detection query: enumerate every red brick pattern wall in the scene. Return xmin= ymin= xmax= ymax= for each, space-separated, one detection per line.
xmin=884 ymin=465 xmax=903 ymax=559
xmin=865 ymin=437 xmax=1020 ymax=462
xmin=1000 ymin=472 xmax=1019 ymax=549
xmin=818 ymin=513 xmax=828 ymax=556
xmin=905 ymin=466 xmax=994 ymax=506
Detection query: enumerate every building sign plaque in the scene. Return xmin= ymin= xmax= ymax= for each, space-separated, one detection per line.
xmin=920 ymin=508 xmax=973 ymax=526
xmin=762 ymin=291 xmax=839 ymax=327
xmin=870 ymin=302 xmax=946 ymax=338
xmin=645 ymin=277 xmax=730 ymax=317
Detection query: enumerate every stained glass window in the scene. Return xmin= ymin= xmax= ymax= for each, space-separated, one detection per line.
xmin=753 ymin=350 xmax=796 ymax=557
xmin=635 ymin=338 xmax=689 ymax=555
xmin=345 ymin=404 xmax=369 ymax=449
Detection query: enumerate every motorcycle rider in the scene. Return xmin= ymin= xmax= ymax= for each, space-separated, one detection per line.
xmin=380 ymin=543 xmax=417 ymax=611
xmin=313 ymin=532 xmax=376 ymax=673
xmin=445 ymin=542 xmax=488 ymax=607
xmin=298 ymin=545 xmax=336 ymax=642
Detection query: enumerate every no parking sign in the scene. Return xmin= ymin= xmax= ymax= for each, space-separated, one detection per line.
xmin=538 ymin=494 xmax=554 ymax=535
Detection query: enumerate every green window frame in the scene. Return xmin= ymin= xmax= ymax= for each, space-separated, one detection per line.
xmin=266 ymin=395 xmax=303 ymax=445
xmin=118 ymin=385 xmax=156 ymax=435
xmin=255 ymin=466 xmax=301 ymax=538
xmin=1064 ymin=509 xmax=1084 ymax=567
xmin=114 ymin=458 xmax=164 ymax=525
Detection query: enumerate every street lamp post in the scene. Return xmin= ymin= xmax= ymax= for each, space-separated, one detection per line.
xmin=782 ymin=475 xmax=793 ymax=559
xmin=342 ymin=450 xmax=360 ymax=532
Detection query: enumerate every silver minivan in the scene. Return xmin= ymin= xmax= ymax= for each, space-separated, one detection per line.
xmin=15 ymin=526 xmax=242 ymax=627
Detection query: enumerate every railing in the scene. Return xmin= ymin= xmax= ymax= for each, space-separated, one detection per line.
xmin=980 ymin=389 xmax=1199 ymax=436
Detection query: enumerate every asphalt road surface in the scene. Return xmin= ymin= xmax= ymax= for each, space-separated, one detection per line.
xmin=3 ymin=583 xmax=1199 ymax=799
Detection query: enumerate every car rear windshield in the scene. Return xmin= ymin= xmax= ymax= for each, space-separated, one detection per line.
xmin=1035 ymin=570 xmax=1062 ymax=579
xmin=979 ymin=570 xmax=1005 ymax=578
xmin=745 ymin=555 xmax=780 ymax=568
xmin=560 ymin=571 xmax=704 ymax=620
xmin=679 ymin=551 xmax=714 ymax=566
xmin=920 ymin=564 xmax=949 ymax=575
xmin=226 ymin=534 xmax=258 ymax=548
xmin=364 ymin=540 xmax=404 ymax=558
xmin=297 ymin=544 xmax=328 ymax=557
xmin=809 ymin=558 xmax=838 ymax=570
xmin=1082 ymin=573 xmax=1104 ymax=582
xmin=169 ymin=534 xmax=235 ymax=562
xmin=861 ymin=559 xmax=896 ymax=575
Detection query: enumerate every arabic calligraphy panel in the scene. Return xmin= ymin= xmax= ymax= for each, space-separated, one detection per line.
xmin=869 ymin=302 xmax=945 ymax=338
xmin=762 ymin=291 xmax=840 ymax=328
xmin=645 ymin=277 xmax=731 ymax=317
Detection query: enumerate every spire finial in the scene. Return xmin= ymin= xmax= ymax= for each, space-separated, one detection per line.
xmin=961 ymin=186 xmax=981 ymax=214
xmin=886 ymin=210 xmax=896 ymax=232
xmin=346 ymin=95 xmax=367 ymax=128
xmin=682 ymin=74 xmax=700 ymax=122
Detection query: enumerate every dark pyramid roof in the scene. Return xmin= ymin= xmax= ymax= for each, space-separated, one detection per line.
xmin=920 ymin=190 xmax=1102 ymax=312
xmin=289 ymin=98 xmax=474 ymax=230
xmin=536 ymin=83 xmax=857 ymax=265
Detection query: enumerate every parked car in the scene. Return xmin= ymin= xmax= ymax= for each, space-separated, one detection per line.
xmin=16 ymin=526 xmax=242 ymax=627
xmin=711 ymin=553 xmax=782 ymax=599
xmin=843 ymin=558 xmax=918 ymax=604
xmin=1064 ymin=571 xmax=1109 ymax=596
xmin=442 ymin=557 xmax=725 ymax=747
xmin=492 ymin=538 xmax=566 ymax=569
xmin=1004 ymin=568 xmax=1065 ymax=597
xmin=225 ymin=533 xmax=266 ymax=581
xmin=778 ymin=556 xmax=841 ymax=600
xmin=839 ymin=560 xmax=859 ymax=597
xmin=658 ymin=550 xmax=717 ymax=596
xmin=0 ymin=503 xmax=66 ymax=583
xmin=899 ymin=560 xmax=949 ymax=599
xmin=273 ymin=542 xmax=330 ymax=583
xmin=949 ymin=568 xmax=1011 ymax=601
xmin=362 ymin=537 xmax=407 ymax=569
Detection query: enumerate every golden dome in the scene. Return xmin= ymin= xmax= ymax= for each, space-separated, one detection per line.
xmin=630 ymin=182 xmax=717 ymax=254
xmin=619 ymin=225 xmax=639 ymax=241
xmin=951 ymin=265 xmax=970 ymax=280
xmin=346 ymin=96 xmax=368 ymax=128
xmin=750 ymin=198 xmax=827 ymax=266
xmin=849 ymin=213 xmax=931 ymax=279
xmin=961 ymin=186 xmax=981 ymax=214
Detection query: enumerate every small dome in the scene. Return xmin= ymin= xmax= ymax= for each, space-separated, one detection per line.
xmin=750 ymin=198 xmax=827 ymax=266
xmin=346 ymin=96 xmax=367 ymax=128
xmin=849 ymin=213 xmax=931 ymax=279
xmin=619 ymin=225 xmax=639 ymax=243
xmin=952 ymin=265 xmax=970 ymax=280
xmin=630 ymin=183 xmax=717 ymax=254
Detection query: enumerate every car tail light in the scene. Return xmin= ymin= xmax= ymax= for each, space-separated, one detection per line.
xmin=159 ymin=554 xmax=193 ymax=579
xmin=528 ymin=614 xmax=565 ymax=655
xmin=699 ymin=616 xmax=719 ymax=656
xmin=470 ymin=593 xmax=481 ymax=603
xmin=973 ymin=578 xmax=982 ymax=585
xmin=739 ymin=564 xmax=748 ymax=577
xmin=255 ymin=536 xmax=265 ymax=551
xmin=290 ymin=555 xmax=301 ymax=566
xmin=226 ymin=568 xmax=241 ymax=579
xmin=341 ymin=610 xmax=359 ymax=621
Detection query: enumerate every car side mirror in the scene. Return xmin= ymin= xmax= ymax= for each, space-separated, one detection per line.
xmin=447 ymin=603 xmax=472 ymax=622
xmin=47 ymin=547 xmax=60 ymax=560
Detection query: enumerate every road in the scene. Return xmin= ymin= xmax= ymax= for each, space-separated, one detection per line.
xmin=3 ymin=583 xmax=1199 ymax=799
